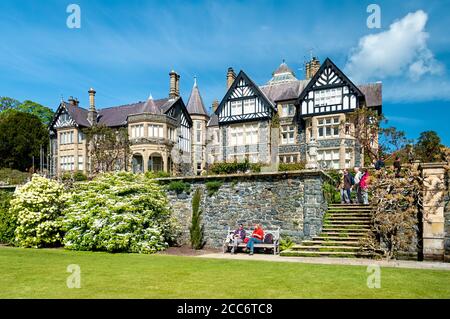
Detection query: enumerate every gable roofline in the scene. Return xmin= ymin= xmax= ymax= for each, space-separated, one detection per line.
xmin=49 ymin=101 xmax=84 ymax=131
xmin=216 ymin=70 xmax=275 ymax=116
xmin=297 ymin=57 xmax=364 ymax=102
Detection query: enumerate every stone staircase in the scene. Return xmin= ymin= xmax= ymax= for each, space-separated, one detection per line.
xmin=281 ymin=204 xmax=376 ymax=258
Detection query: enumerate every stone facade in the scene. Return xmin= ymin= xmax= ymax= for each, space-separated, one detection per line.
xmin=159 ymin=170 xmax=327 ymax=248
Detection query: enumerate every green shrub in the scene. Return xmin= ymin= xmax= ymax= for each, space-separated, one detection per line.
xmin=0 ymin=168 xmax=30 ymax=185
xmin=190 ymin=188 xmax=205 ymax=249
xmin=0 ymin=190 xmax=16 ymax=244
xmin=61 ymin=171 xmax=87 ymax=182
xmin=73 ymin=171 xmax=88 ymax=181
xmin=209 ymin=160 xmax=261 ymax=175
xmin=145 ymin=171 xmax=171 ymax=179
xmin=278 ymin=162 xmax=306 ymax=171
xmin=167 ymin=181 xmax=191 ymax=194
xmin=279 ymin=237 xmax=295 ymax=251
xmin=322 ymin=181 xmax=341 ymax=204
xmin=205 ymin=180 xmax=222 ymax=196
xmin=63 ymin=172 xmax=177 ymax=254
xmin=10 ymin=175 xmax=67 ymax=248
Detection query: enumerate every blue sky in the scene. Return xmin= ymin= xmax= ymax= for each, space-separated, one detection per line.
xmin=1 ymin=0 xmax=449 ymax=145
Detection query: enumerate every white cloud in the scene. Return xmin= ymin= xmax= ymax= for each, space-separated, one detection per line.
xmin=345 ymin=10 xmax=444 ymax=83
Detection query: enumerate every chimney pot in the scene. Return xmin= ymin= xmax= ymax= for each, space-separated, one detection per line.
xmin=212 ymin=99 xmax=219 ymax=114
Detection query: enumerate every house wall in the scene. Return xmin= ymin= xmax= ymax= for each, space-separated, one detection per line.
xmin=158 ymin=170 xmax=328 ymax=248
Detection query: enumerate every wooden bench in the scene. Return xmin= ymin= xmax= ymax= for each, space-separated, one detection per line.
xmin=222 ymin=227 xmax=280 ymax=255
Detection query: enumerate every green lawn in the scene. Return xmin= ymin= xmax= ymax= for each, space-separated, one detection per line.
xmin=0 ymin=246 xmax=449 ymax=298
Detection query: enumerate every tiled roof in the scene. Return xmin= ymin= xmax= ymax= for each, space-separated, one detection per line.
xmin=186 ymin=80 xmax=209 ymax=116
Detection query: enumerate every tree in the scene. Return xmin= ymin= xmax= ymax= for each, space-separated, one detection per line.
xmin=190 ymin=188 xmax=205 ymax=249
xmin=0 ymin=97 xmax=20 ymax=112
xmin=0 ymin=110 xmax=48 ymax=171
xmin=347 ymin=108 xmax=410 ymax=165
xmin=414 ymin=131 xmax=444 ymax=163
xmin=16 ymin=100 xmax=54 ymax=125
xmin=362 ymin=167 xmax=423 ymax=259
xmin=83 ymin=125 xmax=131 ymax=175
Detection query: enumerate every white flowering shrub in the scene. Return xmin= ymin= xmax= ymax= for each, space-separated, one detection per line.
xmin=63 ymin=172 xmax=176 ymax=254
xmin=10 ymin=175 xmax=67 ymax=248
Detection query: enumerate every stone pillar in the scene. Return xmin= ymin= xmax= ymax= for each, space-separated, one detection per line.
xmin=420 ymin=162 xmax=447 ymax=261
xmin=163 ymin=153 xmax=168 ymax=172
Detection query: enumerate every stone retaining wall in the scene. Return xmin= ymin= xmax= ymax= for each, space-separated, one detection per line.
xmin=158 ymin=170 xmax=328 ymax=248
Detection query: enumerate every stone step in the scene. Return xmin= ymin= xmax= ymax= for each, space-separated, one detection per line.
xmin=327 ymin=209 xmax=373 ymax=213
xmin=313 ymin=236 xmax=363 ymax=241
xmin=280 ymin=250 xmax=375 ymax=258
xmin=321 ymin=230 xmax=368 ymax=236
xmin=302 ymin=240 xmax=360 ymax=246
xmin=291 ymin=245 xmax=361 ymax=252
xmin=326 ymin=216 xmax=372 ymax=220
xmin=327 ymin=212 xmax=372 ymax=217
xmin=323 ymin=220 xmax=371 ymax=227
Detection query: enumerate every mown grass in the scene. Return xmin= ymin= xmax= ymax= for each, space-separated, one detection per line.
xmin=0 ymin=247 xmax=449 ymax=299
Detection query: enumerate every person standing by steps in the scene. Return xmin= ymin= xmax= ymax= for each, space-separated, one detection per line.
xmin=244 ymin=224 xmax=264 ymax=256
xmin=360 ymin=168 xmax=370 ymax=205
xmin=342 ymin=169 xmax=352 ymax=204
xmin=354 ymin=167 xmax=363 ymax=204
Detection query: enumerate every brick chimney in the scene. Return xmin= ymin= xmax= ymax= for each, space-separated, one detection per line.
xmin=212 ymin=99 xmax=219 ymax=114
xmin=68 ymin=96 xmax=79 ymax=107
xmin=305 ymin=57 xmax=321 ymax=80
xmin=226 ymin=67 xmax=236 ymax=89
xmin=87 ymin=88 xmax=97 ymax=125
xmin=169 ymin=70 xmax=180 ymax=99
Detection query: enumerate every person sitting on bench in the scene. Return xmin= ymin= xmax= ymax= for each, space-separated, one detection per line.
xmin=245 ymin=224 xmax=264 ymax=255
xmin=231 ymin=224 xmax=246 ymax=254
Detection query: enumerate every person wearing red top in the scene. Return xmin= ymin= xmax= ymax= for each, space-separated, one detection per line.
xmin=245 ymin=224 xmax=264 ymax=255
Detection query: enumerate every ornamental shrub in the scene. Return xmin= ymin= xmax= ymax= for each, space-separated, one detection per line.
xmin=167 ymin=180 xmax=191 ymax=194
xmin=190 ymin=188 xmax=205 ymax=249
xmin=63 ymin=172 xmax=176 ymax=254
xmin=10 ymin=175 xmax=67 ymax=248
xmin=278 ymin=162 xmax=306 ymax=171
xmin=205 ymin=180 xmax=222 ymax=196
xmin=0 ymin=190 xmax=16 ymax=244
xmin=208 ymin=160 xmax=261 ymax=175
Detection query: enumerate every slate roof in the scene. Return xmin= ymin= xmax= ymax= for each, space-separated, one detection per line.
xmin=207 ymin=113 xmax=218 ymax=127
xmin=186 ymin=80 xmax=209 ymax=116
xmin=64 ymin=103 xmax=91 ymax=127
xmin=63 ymin=97 xmax=178 ymax=127
xmin=358 ymin=82 xmax=382 ymax=107
xmin=267 ymin=61 xmax=298 ymax=84
xmin=260 ymin=80 xmax=310 ymax=103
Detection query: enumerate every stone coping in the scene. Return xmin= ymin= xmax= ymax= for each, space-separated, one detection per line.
xmin=155 ymin=169 xmax=330 ymax=182
xmin=419 ymin=162 xmax=448 ymax=169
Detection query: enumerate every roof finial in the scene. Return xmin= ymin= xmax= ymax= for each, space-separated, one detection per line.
xmin=148 ymin=93 xmax=153 ymax=100
xmin=60 ymin=94 xmax=64 ymax=103
xmin=194 ymin=76 xmax=197 ymax=87
xmin=282 ymin=58 xmax=285 ymax=64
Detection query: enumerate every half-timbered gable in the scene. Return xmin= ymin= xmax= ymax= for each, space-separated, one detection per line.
xmin=298 ymin=58 xmax=363 ymax=117
xmin=217 ymin=71 xmax=275 ymax=124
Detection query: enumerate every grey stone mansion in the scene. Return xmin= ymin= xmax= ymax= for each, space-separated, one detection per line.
xmin=48 ymin=56 xmax=382 ymax=176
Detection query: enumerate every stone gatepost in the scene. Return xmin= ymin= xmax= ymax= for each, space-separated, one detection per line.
xmin=420 ymin=162 xmax=447 ymax=261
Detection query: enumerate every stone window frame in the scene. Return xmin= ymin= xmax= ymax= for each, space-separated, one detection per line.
xmin=280 ymin=124 xmax=296 ymax=145
xmin=317 ymin=115 xmax=340 ymax=139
